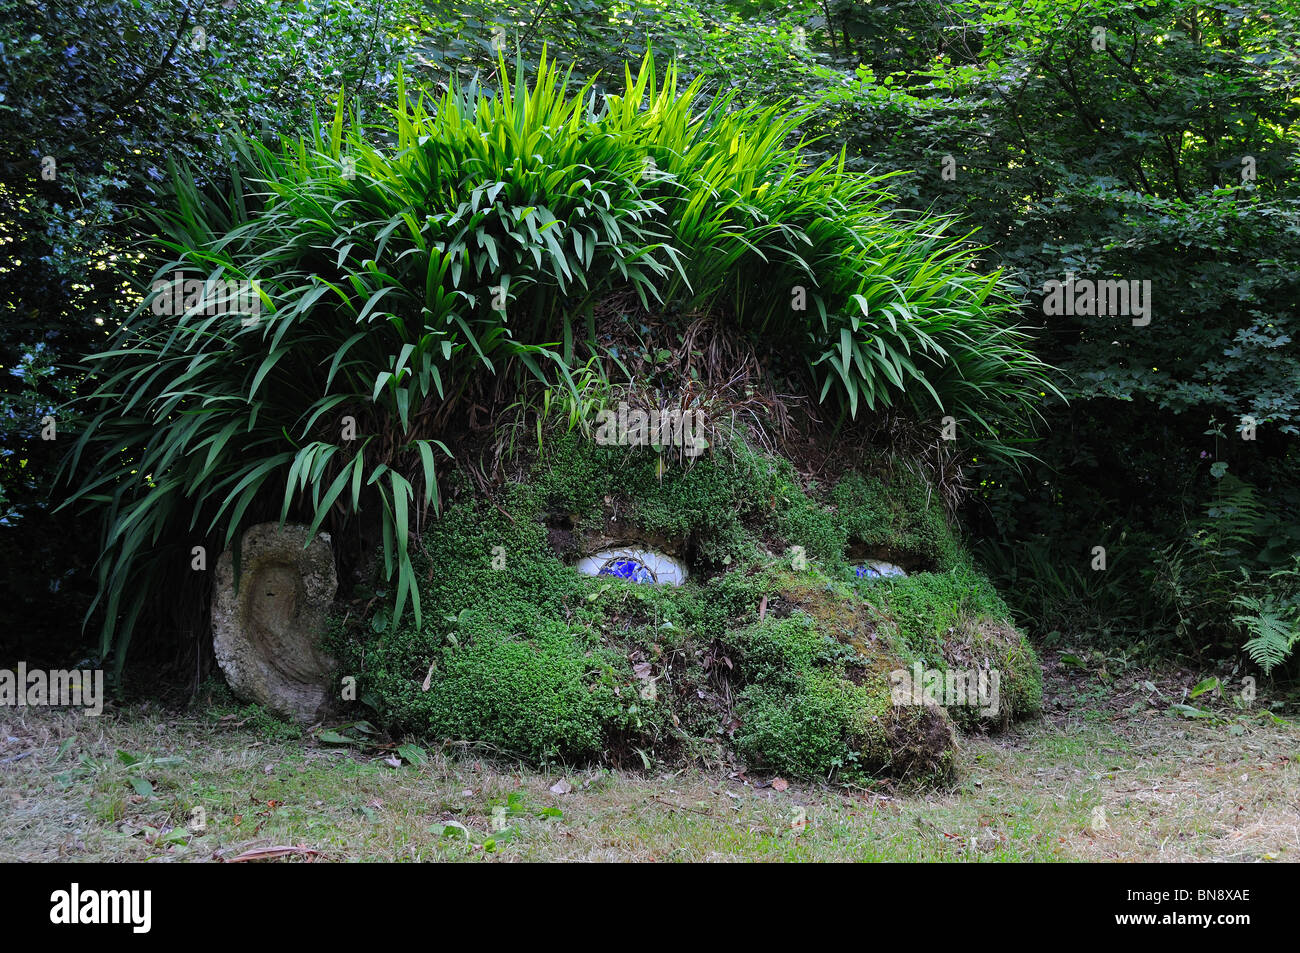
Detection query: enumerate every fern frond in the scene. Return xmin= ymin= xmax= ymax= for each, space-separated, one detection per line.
xmin=1233 ymin=594 xmax=1299 ymax=675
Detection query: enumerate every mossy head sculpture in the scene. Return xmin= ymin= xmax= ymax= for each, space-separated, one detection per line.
xmin=66 ymin=52 xmax=1056 ymax=784
xmin=332 ymin=429 xmax=1043 ymax=786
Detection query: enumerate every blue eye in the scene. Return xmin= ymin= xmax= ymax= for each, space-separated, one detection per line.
xmin=575 ymin=548 xmax=688 ymax=586
xmin=599 ymin=558 xmax=655 ymax=583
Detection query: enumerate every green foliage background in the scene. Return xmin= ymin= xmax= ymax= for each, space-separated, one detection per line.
xmin=4 ymin=0 xmax=1299 ymax=677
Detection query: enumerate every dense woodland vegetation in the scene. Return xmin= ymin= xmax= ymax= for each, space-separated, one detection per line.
xmin=2 ymin=0 xmax=1298 ymax=694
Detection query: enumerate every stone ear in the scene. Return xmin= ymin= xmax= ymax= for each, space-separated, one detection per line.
xmin=213 ymin=523 xmax=337 ymax=723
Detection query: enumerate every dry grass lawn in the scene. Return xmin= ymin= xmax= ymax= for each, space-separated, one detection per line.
xmin=2 ymin=657 xmax=1296 ymax=862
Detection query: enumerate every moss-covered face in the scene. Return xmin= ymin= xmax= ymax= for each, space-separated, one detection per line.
xmin=332 ymin=433 xmax=1041 ymax=786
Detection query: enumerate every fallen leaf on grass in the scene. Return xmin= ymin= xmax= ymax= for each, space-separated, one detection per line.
xmin=129 ymin=777 xmax=153 ymax=797
xmin=430 ymin=820 xmax=472 ymax=841
xmin=223 ymin=845 xmax=322 ymax=863
xmin=396 ymin=743 xmax=428 ymax=765
xmin=549 ymin=779 xmax=572 ymax=795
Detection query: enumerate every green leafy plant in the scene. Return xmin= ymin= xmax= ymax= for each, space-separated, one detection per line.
xmin=1233 ymin=590 xmax=1300 ymax=676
